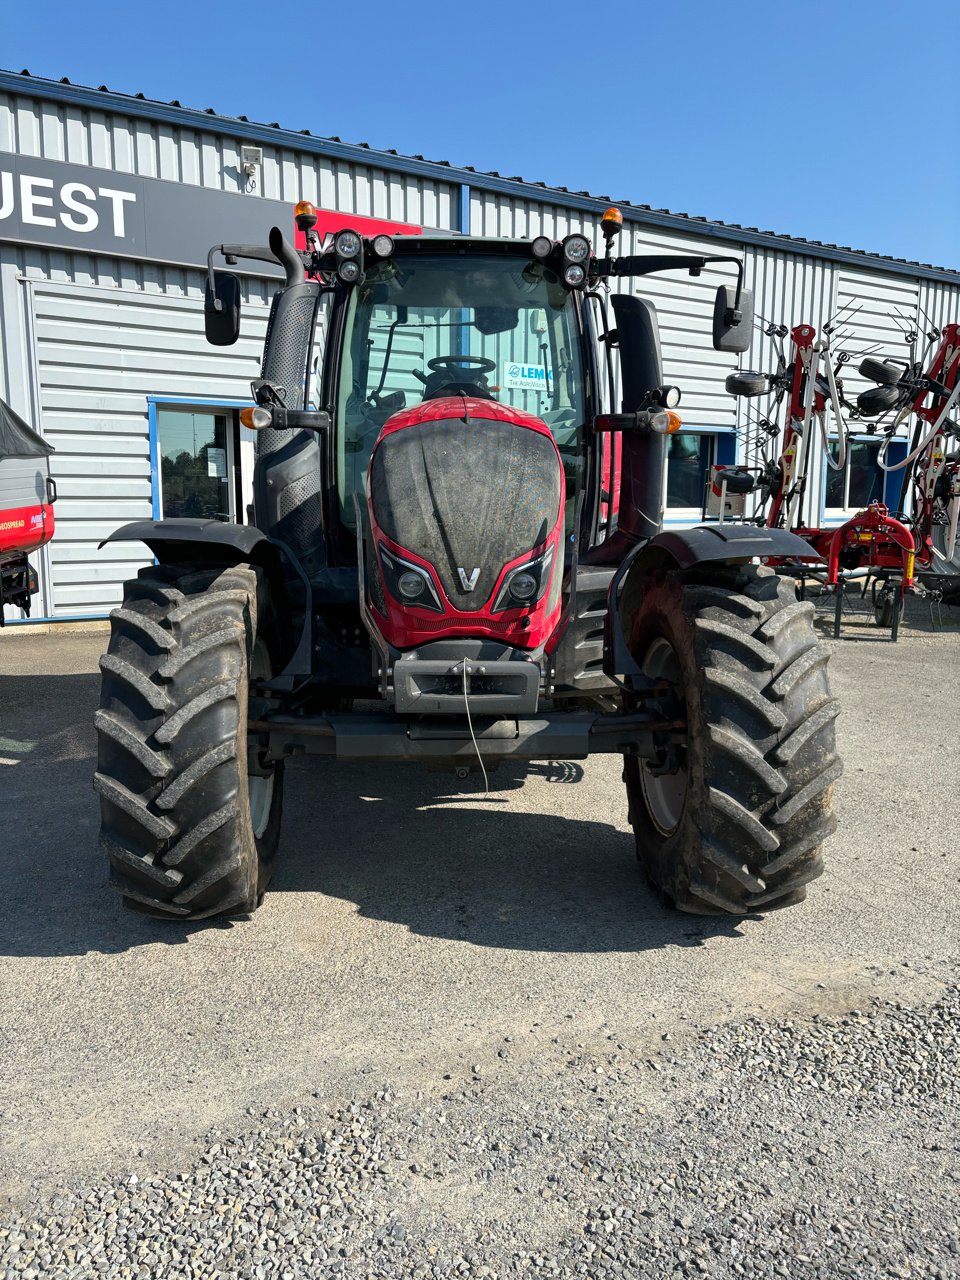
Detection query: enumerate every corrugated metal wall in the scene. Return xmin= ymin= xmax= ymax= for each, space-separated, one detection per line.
xmin=0 ymin=89 xmax=458 ymax=229
xmin=920 ymin=277 xmax=960 ymax=335
xmin=28 ymin=272 xmax=271 ymax=615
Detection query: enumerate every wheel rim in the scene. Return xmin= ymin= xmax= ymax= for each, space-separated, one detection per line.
xmin=638 ymin=636 xmax=688 ymax=837
xmin=248 ymin=639 xmax=275 ymax=841
xmin=248 ymin=769 xmax=275 ymax=840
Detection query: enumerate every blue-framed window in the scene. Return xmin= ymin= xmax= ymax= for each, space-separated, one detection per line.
xmin=147 ymin=396 xmax=252 ymax=523
xmin=664 ymin=428 xmax=736 ymax=520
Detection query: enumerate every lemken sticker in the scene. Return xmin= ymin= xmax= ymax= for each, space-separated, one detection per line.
xmin=503 ymin=362 xmax=553 ymax=392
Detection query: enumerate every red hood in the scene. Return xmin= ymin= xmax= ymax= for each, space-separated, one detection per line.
xmin=379 ymin=395 xmax=557 ymax=441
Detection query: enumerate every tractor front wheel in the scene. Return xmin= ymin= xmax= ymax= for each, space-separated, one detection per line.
xmin=622 ymin=565 xmax=840 ymax=914
xmin=95 ymin=562 xmax=283 ymax=920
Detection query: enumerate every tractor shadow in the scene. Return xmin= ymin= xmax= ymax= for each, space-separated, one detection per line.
xmin=0 ymin=657 xmax=741 ymax=958
xmin=270 ymin=756 xmax=743 ymax=955
xmin=0 ymin=664 xmax=212 ymax=959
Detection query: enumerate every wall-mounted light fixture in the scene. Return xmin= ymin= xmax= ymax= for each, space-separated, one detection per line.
xmin=240 ymin=145 xmax=262 ymax=193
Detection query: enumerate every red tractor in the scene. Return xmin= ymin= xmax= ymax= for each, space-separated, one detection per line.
xmin=94 ymin=208 xmax=841 ymax=922
xmin=0 ymin=397 xmax=56 ymax=625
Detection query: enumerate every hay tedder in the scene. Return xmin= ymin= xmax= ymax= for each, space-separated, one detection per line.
xmin=94 ymin=207 xmax=841 ymax=923
xmin=718 ymin=313 xmax=960 ymax=638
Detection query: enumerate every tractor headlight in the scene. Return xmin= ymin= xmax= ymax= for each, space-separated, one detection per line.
xmin=370 ymin=233 xmax=394 ymax=259
xmin=563 ymin=263 xmax=586 ymax=287
xmin=337 ymin=259 xmax=362 ymax=284
xmin=397 ymin=571 xmax=425 ymax=600
xmin=492 ymin=545 xmax=555 ymax=613
xmin=334 ymin=230 xmax=362 ymax=258
xmin=562 ymin=234 xmax=590 ymax=264
xmin=508 ymin=572 xmax=538 ymax=601
xmin=531 ymin=236 xmax=553 ymax=259
xmin=378 ymin=546 xmax=444 ymax=612
xmin=658 ymin=385 xmax=682 ymax=409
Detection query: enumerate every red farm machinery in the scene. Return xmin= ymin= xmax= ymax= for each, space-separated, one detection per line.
xmin=0 ymin=397 xmax=56 ymax=625
xmin=718 ymin=314 xmax=960 ymax=638
xmin=93 ymin=208 xmax=842 ymax=923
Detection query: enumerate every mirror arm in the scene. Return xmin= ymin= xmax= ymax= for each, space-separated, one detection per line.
xmin=206 ymin=246 xmax=223 ymax=311
xmin=699 ymin=256 xmax=746 ymax=320
xmin=592 ymin=253 xmax=745 ymax=315
xmin=206 ymin=237 xmax=309 ymax=297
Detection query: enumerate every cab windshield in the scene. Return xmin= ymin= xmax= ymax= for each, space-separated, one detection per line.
xmin=335 ymin=252 xmax=586 ymax=525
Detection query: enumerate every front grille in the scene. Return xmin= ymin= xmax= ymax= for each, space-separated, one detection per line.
xmin=403 ymin=614 xmax=524 ymax=635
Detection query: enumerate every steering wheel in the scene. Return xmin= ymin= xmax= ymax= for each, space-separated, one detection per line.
xmin=427 ymin=355 xmax=496 ymax=374
xmin=416 ymin=353 xmax=498 ymax=401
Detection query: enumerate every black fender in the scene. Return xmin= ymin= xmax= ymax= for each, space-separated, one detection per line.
xmin=604 ymin=524 xmax=820 ymax=684
xmin=100 ymin=518 xmax=297 ymax=651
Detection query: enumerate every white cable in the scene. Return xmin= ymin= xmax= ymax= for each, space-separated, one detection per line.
xmin=821 ymin=348 xmax=848 ymax=472
xmin=878 ymin=380 xmax=960 ymax=473
xmin=945 ymin=494 xmax=959 ymax=561
xmin=462 ymin=657 xmax=489 ymax=795
xmin=878 ymin=351 xmax=960 ymax=473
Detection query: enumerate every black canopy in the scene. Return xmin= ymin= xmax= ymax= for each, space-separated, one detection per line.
xmin=0 ymin=396 xmax=54 ymax=460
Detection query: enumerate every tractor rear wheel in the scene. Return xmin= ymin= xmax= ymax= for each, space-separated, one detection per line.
xmin=622 ymin=564 xmax=840 ymax=914
xmin=95 ymin=562 xmax=283 ymax=920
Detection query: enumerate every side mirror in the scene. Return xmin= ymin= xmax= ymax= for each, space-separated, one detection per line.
xmin=712 ymin=285 xmax=754 ymax=353
xmin=204 ymin=271 xmax=242 ymax=346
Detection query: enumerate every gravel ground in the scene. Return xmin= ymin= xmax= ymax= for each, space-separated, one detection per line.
xmin=1 ymin=616 xmax=958 ymax=1277
xmin=1 ymin=970 xmax=957 ymax=1279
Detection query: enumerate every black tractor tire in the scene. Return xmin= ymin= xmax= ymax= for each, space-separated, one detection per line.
xmin=859 ymin=356 xmax=903 ymax=386
xmin=857 ymin=384 xmax=902 ymax=418
xmin=95 ymin=562 xmax=284 ymax=920
xmin=622 ymin=564 xmax=840 ymax=915
xmin=725 ymin=371 xmax=770 ymax=398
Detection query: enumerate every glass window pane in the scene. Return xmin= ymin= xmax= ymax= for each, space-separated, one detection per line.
xmin=824 ymin=440 xmax=845 ymax=508
xmin=666 ymin=433 xmax=712 ymax=509
xmin=157 ymin=408 xmax=231 ymax=521
xmin=848 ymin=440 xmax=882 ymax=508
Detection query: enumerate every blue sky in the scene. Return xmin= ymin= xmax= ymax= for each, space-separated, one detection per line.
xmin=5 ymin=0 xmax=958 ymax=268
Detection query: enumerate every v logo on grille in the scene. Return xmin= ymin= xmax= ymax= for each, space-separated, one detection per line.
xmin=457 ymin=567 xmax=480 ymax=592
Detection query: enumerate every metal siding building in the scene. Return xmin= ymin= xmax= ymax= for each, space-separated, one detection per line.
xmin=2 ymin=69 xmax=958 ymax=621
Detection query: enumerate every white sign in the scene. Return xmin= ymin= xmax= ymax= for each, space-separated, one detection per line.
xmin=207 ymin=448 xmax=227 ymax=479
xmin=502 ymin=362 xmax=553 ymax=392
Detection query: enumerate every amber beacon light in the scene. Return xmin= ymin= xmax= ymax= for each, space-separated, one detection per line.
xmin=294 ymin=200 xmax=318 ymax=232
xmin=601 ymin=206 xmax=624 ymax=246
